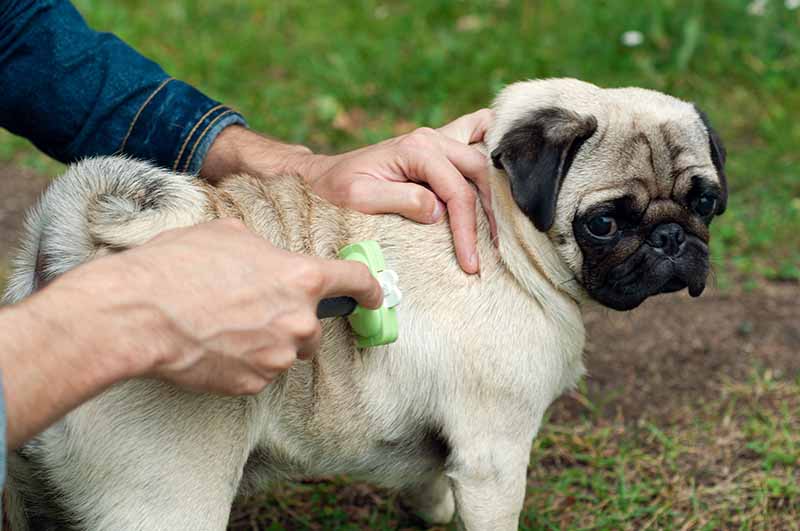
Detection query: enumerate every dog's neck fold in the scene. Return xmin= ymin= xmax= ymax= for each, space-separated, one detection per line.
xmin=488 ymin=169 xmax=585 ymax=312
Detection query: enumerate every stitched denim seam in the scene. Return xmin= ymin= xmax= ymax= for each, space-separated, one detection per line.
xmin=172 ymin=104 xmax=225 ymax=171
xmin=118 ymin=77 xmax=173 ymax=153
xmin=182 ymin=108 xmax=235 ymax=173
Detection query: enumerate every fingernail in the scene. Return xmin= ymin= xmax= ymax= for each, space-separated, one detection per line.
xmin=470 ymin=252 xmax=479 ymax=273
xmin=431 ymin=200 xmax=444 ymax=222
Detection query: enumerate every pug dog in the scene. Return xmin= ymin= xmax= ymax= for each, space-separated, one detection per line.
xmin=3 ymin=78 xmax=727 ymax=531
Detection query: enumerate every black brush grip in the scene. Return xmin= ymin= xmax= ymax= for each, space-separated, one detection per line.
xmin=316 ymin=296 xmax=358 ymax=319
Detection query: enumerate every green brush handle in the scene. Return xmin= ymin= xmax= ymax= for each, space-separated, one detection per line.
xmin=337 ymin=240 xmax=399 ymax=348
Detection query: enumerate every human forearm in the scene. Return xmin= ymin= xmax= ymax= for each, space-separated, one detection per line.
xmin=198 ymin=125 xmax=318 ymax=184
xmin=0 ymin=271 xmax=158 ymax=449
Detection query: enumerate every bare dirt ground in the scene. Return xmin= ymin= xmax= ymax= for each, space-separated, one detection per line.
xmin=554 ymin=283 xmax=800 ymax=424
xmin=2 ymin=165 xmax=798 ymax=529
xmin=0 ymin=165 xmax=51 ymax=269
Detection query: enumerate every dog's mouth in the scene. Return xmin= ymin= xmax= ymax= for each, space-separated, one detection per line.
xmin=586 ymin=237 xmax=710 ymax=311
xmin=646 ymin=260 xmax=708 ymax=297
xmin=661 ymin=276 xmax=689 ymax=293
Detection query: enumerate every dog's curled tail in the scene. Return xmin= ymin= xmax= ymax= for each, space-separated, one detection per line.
xmin=2 ymin=156 xmax=209 ymax=305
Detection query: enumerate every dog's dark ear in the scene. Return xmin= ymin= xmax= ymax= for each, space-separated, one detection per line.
xmin=491 ymin=107 xmax=597 ymax=232
xmin=693 ymin=105 xmax=728 ymax=214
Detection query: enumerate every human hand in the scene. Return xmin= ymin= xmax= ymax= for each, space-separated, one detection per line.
xmin=56 ymin=219 xmax=382 ymax=396
xmin=201 ymin=109 xmax=495 ymax=274
xmin=302 ymin=109 xmax=495 ymax=274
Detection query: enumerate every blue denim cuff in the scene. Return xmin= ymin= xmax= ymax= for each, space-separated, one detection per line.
xmin=0 ymin=0 xmax=248 ymax=173
xmin=182 ymin=107 xmax=248 ymax=175
xmin=118 ymin=78 xmax=247 ymax=175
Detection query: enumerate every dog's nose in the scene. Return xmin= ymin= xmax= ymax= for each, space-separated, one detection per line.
xmin=648 ymin=223 xmax=685 ymax=256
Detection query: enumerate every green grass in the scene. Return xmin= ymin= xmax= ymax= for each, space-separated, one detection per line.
xmin=228 ymin=371 xmax=800 ymax=530
xmin=1 ymin=0 xmax=799 ymax=281
xmin=523 ymin=372 xmax=800 ymax=530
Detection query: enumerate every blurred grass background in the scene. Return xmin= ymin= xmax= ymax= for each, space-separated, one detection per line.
xmin=1 ymin=1 xmax=798 ymax=529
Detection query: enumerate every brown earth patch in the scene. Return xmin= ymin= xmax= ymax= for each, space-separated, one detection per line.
xmin=553 ymin=283 xmax=800 ymax=425
xmin=0 ymin=164 xmax=51 ymax=264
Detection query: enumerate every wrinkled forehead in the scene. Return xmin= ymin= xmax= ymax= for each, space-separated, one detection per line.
xmin=570 ymin=108 xmax=720 ymax=212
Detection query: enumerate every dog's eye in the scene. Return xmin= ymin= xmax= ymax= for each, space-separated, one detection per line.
xmin=586 ymin=215 xmax=618 ymax=238
xmin=693 ymin=193 xmax=717 ymax=218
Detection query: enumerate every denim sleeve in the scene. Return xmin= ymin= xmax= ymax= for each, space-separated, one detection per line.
xmin=0 ymin=0 xmax=246 ymax=174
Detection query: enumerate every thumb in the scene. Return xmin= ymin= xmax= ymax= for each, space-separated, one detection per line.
xmin=316 ymin=258 xmax=383 ymax=309
xmin=437 ymin=108 xmax=494 ymax=145
xmin=346 ymin=179 xmax=445 ymax=224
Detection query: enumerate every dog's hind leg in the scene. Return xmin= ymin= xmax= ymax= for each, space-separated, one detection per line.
xmin=400 ymin=472 xmax=455 ymax=525
xmin=29 ymin=379 xmax=253 ymax=531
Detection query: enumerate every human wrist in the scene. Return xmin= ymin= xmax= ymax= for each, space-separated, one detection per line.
xmin=197 ymin=124 xmax=248 ymax=182
xmin=39 ymin=262 xmax=170 ymax=380
xmin=199 ymin=125 xmax=321 ymax=184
